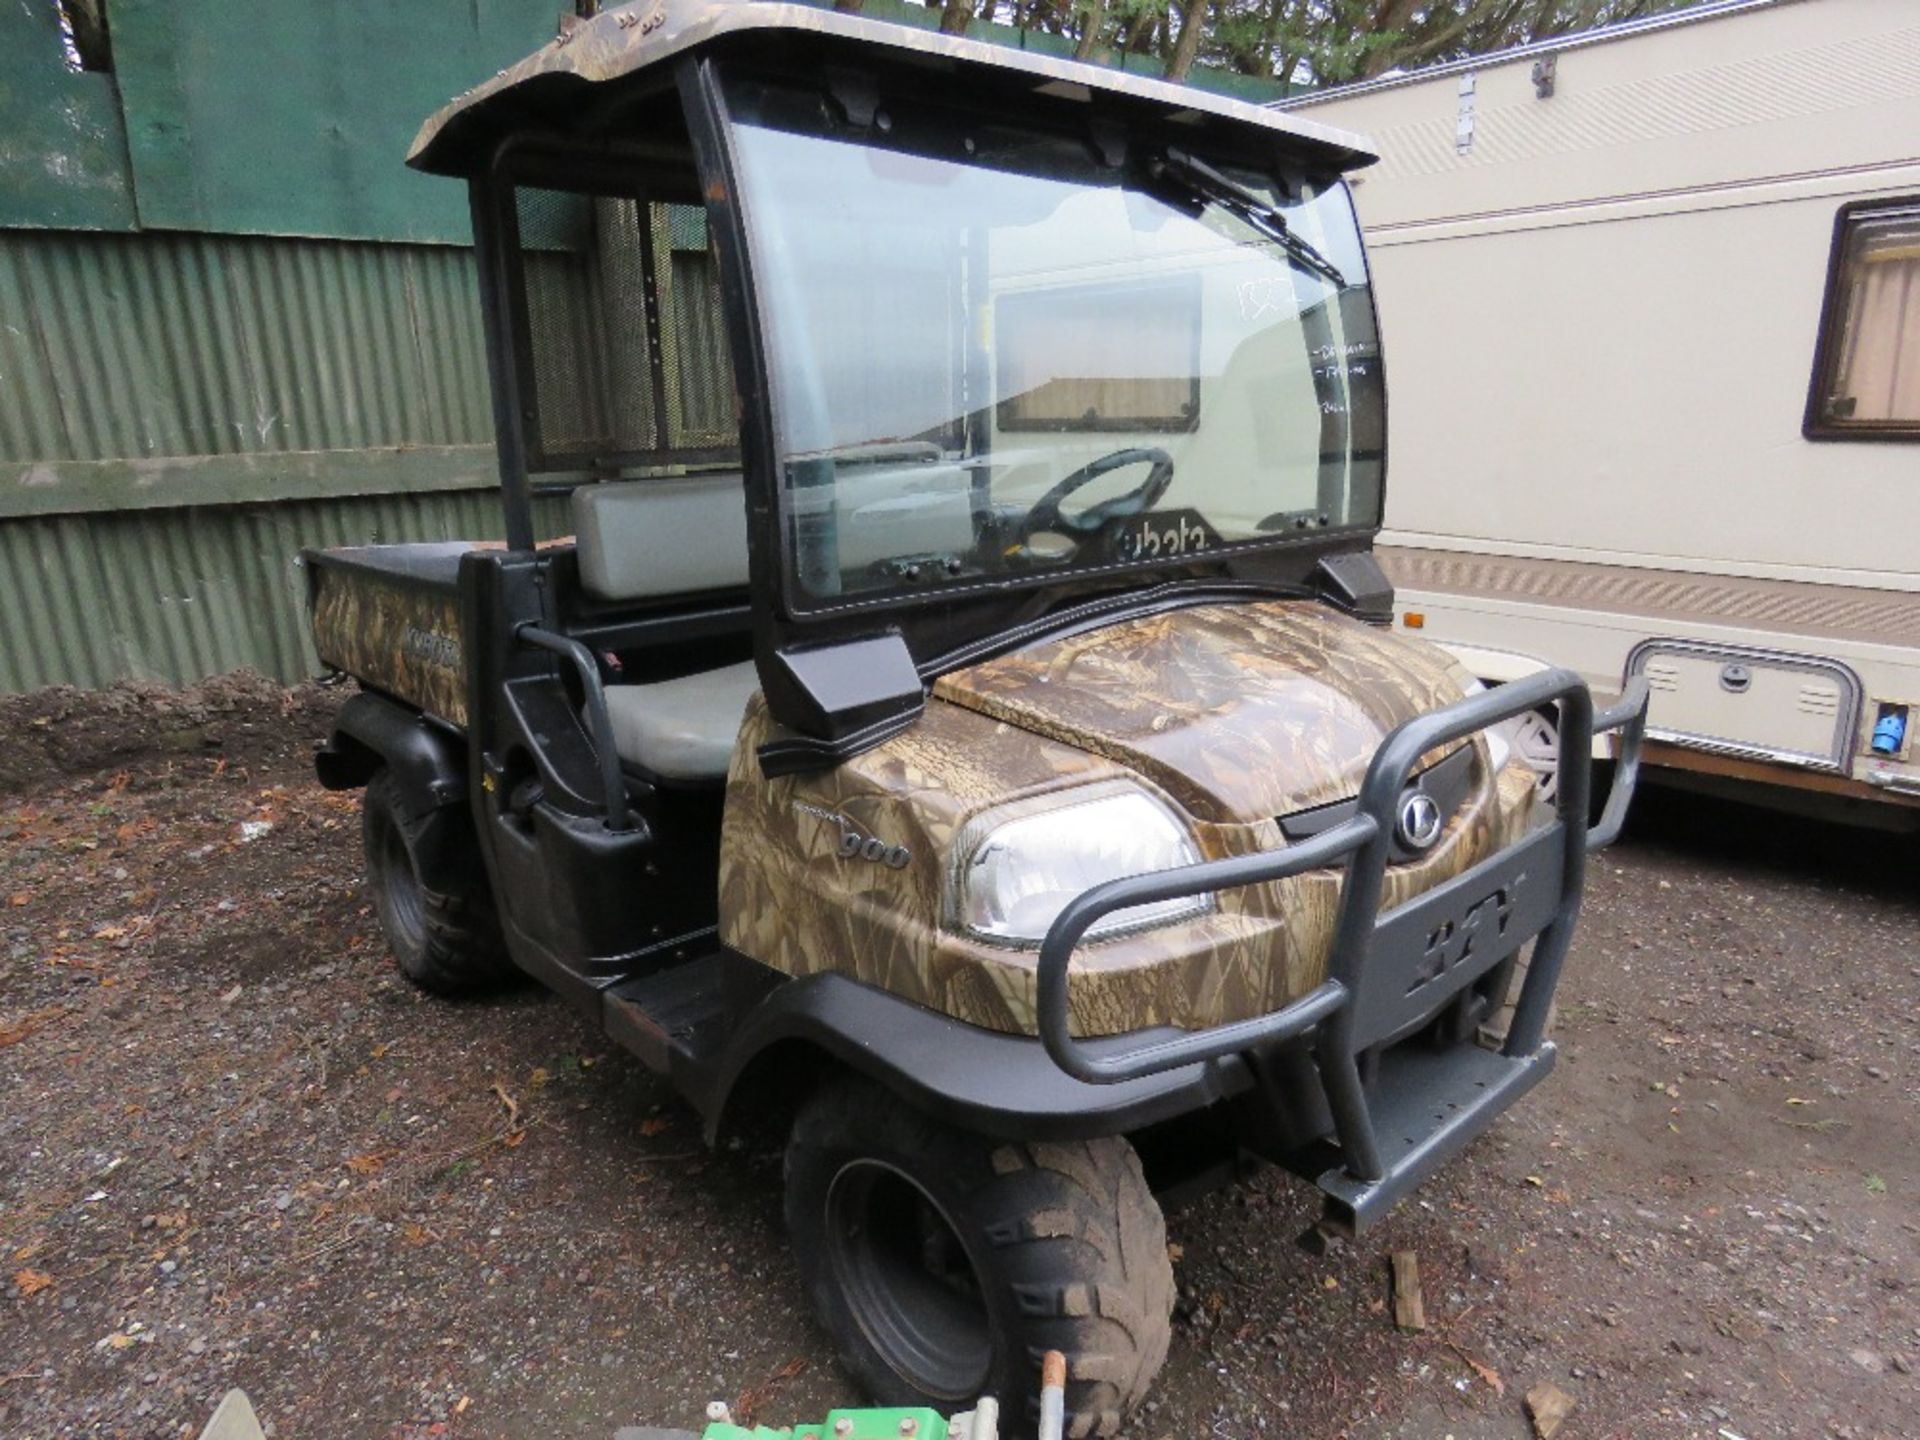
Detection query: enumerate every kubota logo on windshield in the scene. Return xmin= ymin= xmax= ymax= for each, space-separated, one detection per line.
xmin=1112 ymin=511 xmax=1212 ymax=562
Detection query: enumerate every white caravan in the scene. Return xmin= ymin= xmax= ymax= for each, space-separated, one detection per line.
xmin=1288 ymin=0 xmax=1920 ymax=827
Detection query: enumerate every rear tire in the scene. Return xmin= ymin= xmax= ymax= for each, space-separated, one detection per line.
xmin=785 ymin=1077 xmax=1173 ymax=1437
xmin=361 ymin=769 xmax=515 ymax=996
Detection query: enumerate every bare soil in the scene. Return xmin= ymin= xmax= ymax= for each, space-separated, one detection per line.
xmin=1 ymin=677 xmax=1914 ymax=1440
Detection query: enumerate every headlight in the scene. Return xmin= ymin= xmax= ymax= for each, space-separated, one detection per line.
xmin=950 ymin=782 xmax=1211 ymax=947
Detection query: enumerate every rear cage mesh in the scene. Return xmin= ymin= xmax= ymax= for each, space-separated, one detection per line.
xmin=509 ymin=184 xmax=739 ymax=474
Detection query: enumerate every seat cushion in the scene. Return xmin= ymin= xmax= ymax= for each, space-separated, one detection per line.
xmin=602 ymin=661 xmax=760 ymax=781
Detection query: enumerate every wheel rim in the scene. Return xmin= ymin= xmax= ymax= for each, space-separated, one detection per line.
xmin=1511 ymin=709 xmax=1561 ymax=805
xmin=374 ymin=814 xmax=428 ymax=954
xmin=824 ymin=1159 xmax=994 ymax=1401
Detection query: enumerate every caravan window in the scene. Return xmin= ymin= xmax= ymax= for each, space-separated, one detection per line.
xmin=1805 ymin=198 xmax=1920 ymax=441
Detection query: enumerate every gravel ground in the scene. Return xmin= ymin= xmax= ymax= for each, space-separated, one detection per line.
xmin=1 ymin=677 xmax=1914 ymax=1440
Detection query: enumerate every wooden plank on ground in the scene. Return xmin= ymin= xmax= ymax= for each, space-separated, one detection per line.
xmin=1391 ymin=1249 xmax=1426 ymax=1332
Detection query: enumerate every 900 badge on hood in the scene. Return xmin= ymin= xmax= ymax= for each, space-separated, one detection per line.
xmin=795 ymin=801 xmax=911 ymax=870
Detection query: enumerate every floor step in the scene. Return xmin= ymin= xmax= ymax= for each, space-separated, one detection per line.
xmin=1301 ymin=1040 xmax=1557 ymax=1235
xmin=602 ymin=953 xmax=733 ymax=1074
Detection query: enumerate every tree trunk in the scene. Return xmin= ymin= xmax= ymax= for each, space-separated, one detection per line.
xmin=1073 ymin=0 xmax=1109 ymax=59
xmin=939 ymin=0 xmax=976 ymax=36
xmin=1120 ymin=6 xmax=1157 ymax=57
xmin=1163 ymin=0 xmax=1208 ymax=81
xmin=1357 ymin=0 xmax=1425 ymax=76
xmin=1251 ymin=0 xmax=1294 ymax=79
xmin=833 ymin=0 xmax=866 ymax=12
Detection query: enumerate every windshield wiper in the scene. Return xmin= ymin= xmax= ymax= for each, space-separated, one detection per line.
xmin=1151 ymin=147 xmax=1348 ymax=290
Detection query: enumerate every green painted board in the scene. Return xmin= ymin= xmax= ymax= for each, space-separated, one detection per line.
xmin=0 ymin=0 xmax=138 ymax=230
xmin=109 ymin=0 xmax=558 ymax=244
xmin=0 ymin=446 xmax=501 ymax=522
xmin=704 ymin=1408 xmax=950 ymax=1440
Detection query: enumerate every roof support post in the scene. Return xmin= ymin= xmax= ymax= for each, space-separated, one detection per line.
xmin=468 ymin=172 xmax=537 ymax=553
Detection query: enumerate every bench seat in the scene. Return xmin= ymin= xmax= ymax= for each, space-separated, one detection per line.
xmin=602 ymin=660 xmax=760 ymax=782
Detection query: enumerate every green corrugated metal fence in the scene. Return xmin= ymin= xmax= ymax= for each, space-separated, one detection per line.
xmin=0 ymin=0 xmax=585 ymax=694
xmin=0 ymin=228 xmax=491 ymax=467
xmin=0 ymin=492 xmax=570 ymax=691
xmin=0 ymin=220 xmax=737 ymax=691
xmin=0 ymin=224 xmax=539 ymax=691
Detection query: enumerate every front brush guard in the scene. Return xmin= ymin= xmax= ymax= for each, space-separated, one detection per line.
xmin=1035 ymin=669 xmax=1650 ymax=1232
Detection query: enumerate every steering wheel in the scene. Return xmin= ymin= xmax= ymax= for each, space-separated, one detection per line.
xmin=1020 ymin=447 xmax=1176 ymax=541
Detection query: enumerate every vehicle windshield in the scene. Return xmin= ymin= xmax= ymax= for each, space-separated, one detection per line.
xmin=723 ymin=76 xmax=1384 ymax=607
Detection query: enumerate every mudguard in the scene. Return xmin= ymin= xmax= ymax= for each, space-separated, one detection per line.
xmin=691 ymin=971 xmax=1256 ymax=1145
xmin=315 ymin=691 xmax=465 ymax=820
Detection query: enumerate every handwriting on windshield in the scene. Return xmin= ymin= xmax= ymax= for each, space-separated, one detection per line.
xmin=1237 ymin=278 xmax=1296 ymax=321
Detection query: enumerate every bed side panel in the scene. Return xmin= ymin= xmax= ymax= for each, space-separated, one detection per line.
xmin=309 ymin=557 xmax=467 ymax=728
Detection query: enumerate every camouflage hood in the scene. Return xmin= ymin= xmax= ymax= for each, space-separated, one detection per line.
xmin=931 ymin=600 xmax=1469 ymax=826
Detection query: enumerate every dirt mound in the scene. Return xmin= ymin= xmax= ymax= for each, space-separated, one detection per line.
xmin=0 ymin=670 xmax=343 ymax=795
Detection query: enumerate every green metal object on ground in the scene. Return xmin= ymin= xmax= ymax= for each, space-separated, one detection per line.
xmin=705 ymin=1409 xmax=949 ymax=1440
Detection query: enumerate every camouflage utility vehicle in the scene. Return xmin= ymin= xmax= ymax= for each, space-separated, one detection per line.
xmin=305 ymin=4 xmax=1648 ymax=1432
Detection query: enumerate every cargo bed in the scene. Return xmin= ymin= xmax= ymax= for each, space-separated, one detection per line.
xmin=306 ymin=542 xmax=480 ymax=729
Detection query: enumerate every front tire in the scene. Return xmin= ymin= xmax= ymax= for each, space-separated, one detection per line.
xmin=361 ymin=769 xmax=514 ymax=996
xmin=785 ymin=1078 xmax=1173 ymax=1437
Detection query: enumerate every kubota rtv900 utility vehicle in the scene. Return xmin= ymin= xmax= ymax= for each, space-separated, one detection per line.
xmin=304 ymin=4 xmax=1648 ymax=1432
